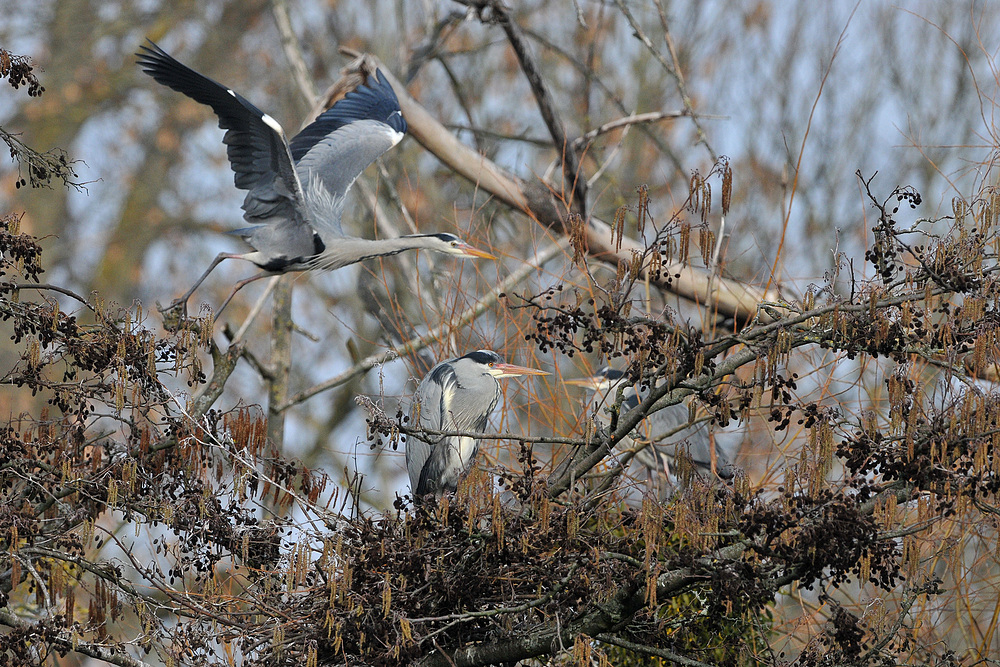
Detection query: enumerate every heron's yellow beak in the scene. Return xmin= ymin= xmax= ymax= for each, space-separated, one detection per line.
xmin=457 ymin=242 xmax=497 ymax=260
xmin=491 ymin=363 xmax=549 ymax=379
xmin=563 ymin=376 xmax=603 ymax=389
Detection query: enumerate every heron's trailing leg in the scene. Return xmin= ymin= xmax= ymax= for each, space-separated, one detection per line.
xmin=159 ymin=252 xmax=237 ymax=315
xmin=215 ymin=272 xmax=274 ymax=317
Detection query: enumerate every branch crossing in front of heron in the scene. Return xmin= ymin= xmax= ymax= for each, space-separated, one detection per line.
xmin=406 ymin=350 xmax=548 ymax=497
xmin=566 ymin=367 xmax=735 ymax=490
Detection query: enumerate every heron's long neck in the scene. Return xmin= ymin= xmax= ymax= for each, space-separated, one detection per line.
xmin=314 ymin=235 xmax=442 ymax=270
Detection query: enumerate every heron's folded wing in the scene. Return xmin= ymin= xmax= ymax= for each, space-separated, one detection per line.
xmin=647 ymin=403 xmax=732 ymax=477
xmin=406 ymin=362 xmax=458 ymax=494
xmin=136 ymin=40 xmax=303 ymax=225
xmin=404 ymin=426 xmax=431 ymax=495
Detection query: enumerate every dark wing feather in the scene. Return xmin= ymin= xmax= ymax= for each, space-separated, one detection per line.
xmin=136 ymin=40 xmax=303 ymax=225
xmin=289 ymin=70 xmax=406 ymax=161
xmin=291 ymin=71 xmax=406 ymax=242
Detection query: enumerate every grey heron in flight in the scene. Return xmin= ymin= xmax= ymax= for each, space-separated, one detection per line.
xmin=566 ymin=368 xmax=734 ymax=492
xmin=136 ymin=41 xmax=495 ymax=315
xmin=406 ymin=350 xmax=548 ymax=497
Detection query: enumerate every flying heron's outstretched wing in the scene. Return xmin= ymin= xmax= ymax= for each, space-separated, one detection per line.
xmin=291 ymin=70 xmax=407 ymax=242
xmin=136 ymin=40 xmax=304 ymax=227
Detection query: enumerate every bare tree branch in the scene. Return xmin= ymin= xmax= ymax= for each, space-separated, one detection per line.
xmin=277 ymin=238 xmax=570 ymax=411
xmin=338 ymin=49 xmax=780 ymax=324
xmin=0 ymin=609 xmax=153 ymax=667
xmin=616 ymin=0 xmax=717 ymax=161
xmin=457 ymin=0 xmax=589 ymax=215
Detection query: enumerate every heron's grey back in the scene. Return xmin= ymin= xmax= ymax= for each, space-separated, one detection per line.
xmin=601 ymin=383 xmax=732 ymax=484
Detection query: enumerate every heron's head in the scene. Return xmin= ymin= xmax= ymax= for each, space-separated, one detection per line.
xmin=428 ymin=233 xmax=497 ymax=260
xmin=461 ymin=350 xmax=548 ymax=379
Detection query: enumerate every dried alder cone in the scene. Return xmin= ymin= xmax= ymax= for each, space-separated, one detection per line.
xmin=0 ymin=49 xmax=44 ymax=97
xmin=0 ymin=49 xmax=77 ymax=189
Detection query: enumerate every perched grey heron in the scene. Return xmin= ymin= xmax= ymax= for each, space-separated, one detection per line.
xmin=566 ymin=367 xmax=734 ymax=492
xmin=136 ymin=41 xmax=495 ymax=315
xmin=406 ymin=350 xmax=548 ymax=497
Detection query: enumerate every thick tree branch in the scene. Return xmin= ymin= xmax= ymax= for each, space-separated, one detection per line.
xmin=338 ymin=49 xmax=778 ymax=324
xmin=266 ymin=278 xmax=293 ymax=448
xmin=459 ymin=0 xmax=589 ymax=215
xmin=190 ymin=340 xmax=242 ymax=418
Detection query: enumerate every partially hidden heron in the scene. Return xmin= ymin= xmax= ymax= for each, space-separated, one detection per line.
xmin=136 ymin=41 xmax=495 ymax=315
xmin=566 ymin=368 xmax=734 ymax=492
xmin=406 ymin=350 xmax=548 ymax=497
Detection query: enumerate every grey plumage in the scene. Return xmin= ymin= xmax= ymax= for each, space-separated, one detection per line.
xmin=136 ymin=40 xmax=493 ymax=314
xmin=568 ymin=368 xmax=734 ymax=491
xmin=406 ymin=350 xmax=547 ymax=496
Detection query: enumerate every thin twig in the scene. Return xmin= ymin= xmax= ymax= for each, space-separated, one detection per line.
xmin=519 ymin=25 xmax=685 ymax=173
xmin=229 ymin=275 xmax=280 ymax=347
xmin=459 ymin=0 xmax=588 ymax=214
xmin=616 ymin=0 xmax=716 ymax=161
xmin=765 ymin=2 xmax=860 ymax=293
xmin=277 ymin=238 xmax=570 ymax=411
xmin=575 ymin=109 xmax=714 ymax=149
xmin=9 ymin=283 xmax=95 ymax=311
xmin=652 ymin=0 xmax=717 ymax=160
xmin=407 ymin=562 xmax=582 ymax=624
xmin=595 ymin=633 xmax=716 ymax=667
xmin=271 ymin=0 xmax=318 ymax=105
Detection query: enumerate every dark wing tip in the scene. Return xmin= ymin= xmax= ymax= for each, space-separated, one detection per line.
xmin=135 ymin=37 xmax=159 ymax=58
xmin=135 ymin=39 xmax=170 ymax=73
xmin=325 ymin=68 xmax=404 ymax=125
xmin=135 ymin=38 xmax=295 ymax=200
xmin=134 ymin=38 xmax=202 ymax=94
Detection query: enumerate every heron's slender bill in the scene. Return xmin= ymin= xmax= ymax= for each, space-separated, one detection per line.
xmin=563 ymin=375 xmax=604 ymax=389
xmin=457 ymin=242 xmax=497 ymax=260
xmin=564 ymin=375 xmax=619 ymax=391
xmin=490 ymin=363 xmax=549 ymax=379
